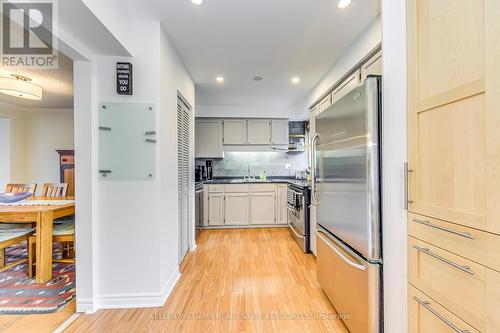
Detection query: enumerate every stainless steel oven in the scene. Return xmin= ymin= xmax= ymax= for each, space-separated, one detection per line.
xmin=287 ymin=183 xmax=310 ymax=252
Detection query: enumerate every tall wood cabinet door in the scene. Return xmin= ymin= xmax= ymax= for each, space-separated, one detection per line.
xmin=224 ymin=193 xmax=250 ymax=225
xmin=223 ymin=120 xmax=247 ymax=145
xmin=361 ymin=50 xmax=382 ymax=81
xmin=247 ymin=120 xmax=271 ymax=144
xmin=195 ymin=120 xmax=223 ymax=158
xmin=251 ymin=192 xmax=276 ymax=225
xmin=409 ymin=286 xmax=480 ymax=333
xmin=208 ymin=192 xmax=224 ymax=226
xmin=407 ymin=0 xmax=500 ymax=235
xmin=271 ymin=120 xmax=289 ymax=145
xmin=332 ymin=70 xmax=360 ymax=104
xmin=276 ymin=184 xmax=288 ymax=225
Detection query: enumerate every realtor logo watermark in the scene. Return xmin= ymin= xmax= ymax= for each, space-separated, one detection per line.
xmin=1 ymin=0 xmax=58 ymax=69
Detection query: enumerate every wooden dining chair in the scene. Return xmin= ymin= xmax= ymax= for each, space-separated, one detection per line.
xmin=28 ymin=222 xmax=75 ymax=278
xmin=0 ymin=228 xmax=35 ymax=272
xmin=5 ymin=183 xmax=37 ymax=194
xmin=41 ymin=183 xmax=68 ymax=197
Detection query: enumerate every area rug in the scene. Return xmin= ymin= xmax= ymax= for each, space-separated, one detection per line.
xmin=0 ymin=244 xmax=75 ymax=314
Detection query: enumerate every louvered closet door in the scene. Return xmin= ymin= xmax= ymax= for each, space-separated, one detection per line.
xmin=177 ymin=98 xmax=190 ymax=264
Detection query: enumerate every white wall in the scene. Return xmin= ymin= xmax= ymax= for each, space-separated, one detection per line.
xmin=298 ymin=16 xmax=381 ymax=114
xmin=87 ymin=20 xmax=195 ymax=309
xmin=0 ymin=117 xmax=10 ymax=191
xmin=196 ymin=104 xmax=302 ymax=120
xmin=0 ymin=103 xmax=74 ymax=194
xmin=381 ymin=0 xmax=408 ymax=332
xmin=23 ymin=110 xmax=74 ymax=189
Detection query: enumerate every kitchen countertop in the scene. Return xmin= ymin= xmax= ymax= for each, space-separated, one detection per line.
xmin=201 ymin=177 xmax=310 ymax=189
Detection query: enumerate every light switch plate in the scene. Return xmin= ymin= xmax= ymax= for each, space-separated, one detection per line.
xmin=285 ymin=163 xmax=291 ymax=170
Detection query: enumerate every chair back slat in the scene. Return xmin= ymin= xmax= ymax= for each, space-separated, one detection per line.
xmin=42 ymin=183 xmax=68 ymax=197
xmin=5 ymin=183 xmax=37 ymax=194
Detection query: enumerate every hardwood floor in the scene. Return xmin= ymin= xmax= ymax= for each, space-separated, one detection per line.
xmin=66 ymin=228 xmax=348 ymax=333
xmin=0 ymin=300 xmax=75 ymax=333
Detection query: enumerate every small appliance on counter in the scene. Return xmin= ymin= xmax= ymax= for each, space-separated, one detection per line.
xmin=206 ymin=160 xmax=213 ymax=180
xmin=195 ymin=165 xmax=203 ymax=182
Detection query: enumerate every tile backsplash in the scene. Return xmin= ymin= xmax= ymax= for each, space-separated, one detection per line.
xmin=196 ymin=151 xmax=309 ymax=178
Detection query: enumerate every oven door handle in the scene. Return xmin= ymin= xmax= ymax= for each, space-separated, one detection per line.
xmin=289 ymin=223 xmax=305 ymax=239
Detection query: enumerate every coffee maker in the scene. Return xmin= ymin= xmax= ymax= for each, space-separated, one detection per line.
xmin=206 ymin=160 xmax=213 ymax=180
xmin=195 ymin=166 xmax=203 ymax=181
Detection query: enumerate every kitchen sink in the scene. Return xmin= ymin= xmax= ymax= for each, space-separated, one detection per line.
xmin=229 ymin=178 xmax=270 ymax=183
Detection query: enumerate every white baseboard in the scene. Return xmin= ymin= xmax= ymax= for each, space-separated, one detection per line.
xmin=77 ymin=299 xmax=97 ymax=314
xmin=189 ymin=242 xmax=197 ymax=251
xmin=96 ymin=268 xmax=181 ymax=309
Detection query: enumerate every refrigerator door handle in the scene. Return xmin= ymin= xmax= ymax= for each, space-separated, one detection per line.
xmin=311 ymin=133 xmax=319 ymax=205
xmin=316 ymin=229 xmax=366 ymax=271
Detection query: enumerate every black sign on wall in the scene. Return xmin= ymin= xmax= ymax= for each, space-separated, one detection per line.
xmin=116 ymin=62 xmax=133 ymax=95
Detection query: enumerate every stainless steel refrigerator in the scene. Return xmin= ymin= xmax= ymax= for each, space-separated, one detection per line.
xmin=312 ymin=76 xmax=382 ymax=333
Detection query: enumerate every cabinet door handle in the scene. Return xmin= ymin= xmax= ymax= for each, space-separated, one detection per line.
xmin=413 ymin=245 xmax=474 ymax=275
xmin=412 ymin=296 xmax=471 ymax=333
xmin=404 ymin=162 xmax=413 ymax=209
xmin=413 ymin=218 xmax=475 ymax=239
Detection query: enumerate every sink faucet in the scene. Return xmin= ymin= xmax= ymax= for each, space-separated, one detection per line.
xmin=244 ymin=166 xmax=251 ymax=181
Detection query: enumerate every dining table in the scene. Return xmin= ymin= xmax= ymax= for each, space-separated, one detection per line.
xmin=0 ymin=197 xmax=75 ymax=283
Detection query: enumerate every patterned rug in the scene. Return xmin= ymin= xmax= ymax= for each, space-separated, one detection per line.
xmin=0 ymin=244 xmax=75 ymax=314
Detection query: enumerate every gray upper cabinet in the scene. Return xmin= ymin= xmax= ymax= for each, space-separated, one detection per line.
xmin=271 ymin=119 xmax=289 ymax=145
xmin=332 ymin=69 xmax=361 ymax=104
xmin=361 ymin=50 xmax=382 ymax=81
xmin=195 ymin=120 xmax=223 ymax=158
xmin=247 ymin=119 xmax=271 ymax=145
xmin=223 ymin=120 xmax=247 ymax=145
xmin=319 ymin=94 xmax=332 ymax=114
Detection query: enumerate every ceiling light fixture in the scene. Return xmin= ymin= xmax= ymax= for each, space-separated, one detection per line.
xmin=0 ymin=74 xmax=42 ymax=100
xmin=291 ymin=77 xmax=301 ymax=84
xmin=216 ymin=76 xmax=224 ymax=83
xmin=191 ymin=0 xmax=204 ymax=5
xmin=337 ymin=0 xmax=351 ymax=9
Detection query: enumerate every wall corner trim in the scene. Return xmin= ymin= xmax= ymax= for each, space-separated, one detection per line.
xmin=96 ymin=268 xmax=181 ymax=310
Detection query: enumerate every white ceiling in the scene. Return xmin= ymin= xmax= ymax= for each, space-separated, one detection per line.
xmin=0 ymin=51 xmax=73 ymax=109
xmin=122 ymin=0 xmax=380 ymax=108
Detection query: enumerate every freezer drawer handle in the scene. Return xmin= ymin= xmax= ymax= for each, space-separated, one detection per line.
xmin=288 ymin=223 xmax=304 ymax=239
xmin=413 ymin=245 xmax=475 ymax=275
xmin=413 ymin=218 xmax=475 ymax=240
xmin=412 ymin=296 xmax=471 ymax=333
xmin=316 ymin=230 xmax=366 ymax=271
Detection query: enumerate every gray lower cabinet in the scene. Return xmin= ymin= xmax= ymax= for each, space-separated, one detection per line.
xmin=250 ymin=192 xmax=276 ymax=225
xmin=207 ymin=192 xmax=224 ymax=226
xmin=224 ymin=193 xmax=250 ymax=225
xmin=276 ymin=184 xmax=288 ymax=225
xmin=204 ymin=184 xmax=284 ymax=227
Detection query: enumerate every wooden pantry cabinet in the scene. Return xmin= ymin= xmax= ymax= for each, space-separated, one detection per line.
xmin=407 ymin=1 xmax=500 ymax=332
